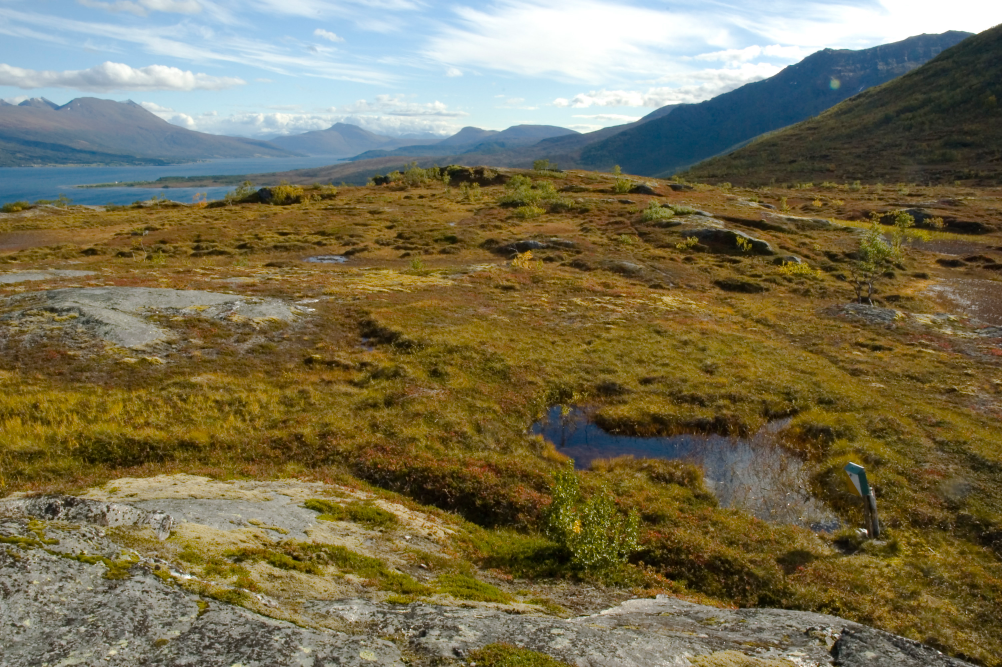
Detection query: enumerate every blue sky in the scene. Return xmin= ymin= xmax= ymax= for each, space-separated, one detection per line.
xmin=1 ymin=0 xmax=1000 ymax=138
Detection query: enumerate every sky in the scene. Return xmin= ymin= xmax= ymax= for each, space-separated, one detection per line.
xmin=0 ymin=0 xmax=1000 ymax=139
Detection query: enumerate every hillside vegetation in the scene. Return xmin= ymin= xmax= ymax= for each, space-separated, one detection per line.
xmin=579 ymin=31 xmax=972 ymax=177
xmin=685 ymin=24 xmax=1002 ymax=185
xmin=2 ymin=171 xmax=1002 ymax=664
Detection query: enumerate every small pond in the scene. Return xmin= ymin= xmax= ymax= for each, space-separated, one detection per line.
xmin=305 ymin=255 xmax=348 ymax=264
xmin=924 ymin=278 xmax=1002 ymax=326
xmin=531 ymin=407 xmax=839 ymax=531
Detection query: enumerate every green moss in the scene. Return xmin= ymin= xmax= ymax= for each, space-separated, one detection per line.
xmin=224 ymin=547 xmax=322 ymax=575
xmin=435 ymin=573 xmax=510 ymax=603
xmin=467 ymin=643 xmax=573 ymax=667
xmin=303 ymin=498 xmax=399 ymax=528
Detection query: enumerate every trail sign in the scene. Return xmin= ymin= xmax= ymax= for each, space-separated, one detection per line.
xmin=844 ymin=462 xmax=880 ymax=539
xmin=843 ymin=462 xmax=870 ymax=497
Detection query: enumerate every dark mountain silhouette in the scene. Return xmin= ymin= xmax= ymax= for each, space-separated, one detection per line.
xmin=577 ymin=31 xmax=973 ymax=177
xmin=349 ymin=124 xmax=579 ymax=161
xmin=436 ymin=126 xmax=500 ymax=147
xmin=267 ymin=122 xmax=438 ymax=157
xmin=0 ymin=97 xmax=296 ymax=167
xmin=684 ymin=24 xmax=1002 ymax=185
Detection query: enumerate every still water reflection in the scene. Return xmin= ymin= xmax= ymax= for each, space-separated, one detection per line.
xmin=532 ymin=406 xmax=840 ymax=531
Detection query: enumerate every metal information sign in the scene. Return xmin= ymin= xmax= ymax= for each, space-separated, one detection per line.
xmin=843 ymin=462 xmax=880 ymax=539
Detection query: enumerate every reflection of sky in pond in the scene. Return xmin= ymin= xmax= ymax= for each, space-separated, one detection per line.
xmin=305 ymin=255 xmax=348 ymax=264
xmin=531 ymin=406 xmax=839 ymax=532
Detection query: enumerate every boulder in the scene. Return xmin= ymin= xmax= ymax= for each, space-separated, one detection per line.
xmin=669 ymin=183 xmax=694 ymax=191
xmin=773 ymin=255 xmax=803 ymax=266
xmin=494 ymin=240 xmax=549 ymax=255
xmin=445 ymin=166 xmax=510 ymax=187
xmin=628 ymin=184 xmax=658 ymax=195
xmin=689 ymin=227 xmax=774 ymax=255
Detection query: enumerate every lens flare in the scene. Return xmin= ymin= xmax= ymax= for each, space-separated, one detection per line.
xmin=830 ymin=78 xmax=842 ymax=90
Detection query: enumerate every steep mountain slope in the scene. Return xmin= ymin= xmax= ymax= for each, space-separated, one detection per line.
xmin=578 ymin=31 xmax=973 ymax=176
xmin=267 ymin=122 xmax=437 ymax=157
xmin=685 ymin=24 xmax=1002 ymax=185
xmin=0 ymin=98 xmax=296 ymax=166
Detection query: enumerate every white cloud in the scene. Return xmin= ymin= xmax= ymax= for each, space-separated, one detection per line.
xmin=77 ymin=0 xmax=202 ymax=16
xmin=186 ymin=110 xmax=460 ymax=138
xmin=139 ymin=100 xmax=174 ymax=113
xmin=139 ymin=101 xmax=199 ymax=128
xmin=573 ymin=113 xmax=641 ymax=122
xmin=333 ymin=94 xmax=468 ymax=118
xmin=0 ymin=61 xmax=245 ymax=92
xmin=314 ymin=28 xmax=344 ymax=43
xmin=424 ymin=0 xmax=728 ymax=84
xmin=693 ymin=44 xmax=812 ymax=63
xmin=554 ymin=62 xmax=782 ymax=107
xmin=445 ymin=67 xmax=463 ymax=77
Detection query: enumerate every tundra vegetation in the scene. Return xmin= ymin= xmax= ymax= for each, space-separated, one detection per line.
xmin=1 ymin=169 xmax=1002 ymax=665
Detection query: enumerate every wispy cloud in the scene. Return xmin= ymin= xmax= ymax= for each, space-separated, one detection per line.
xmin=313 ymin=28 xmax=343 ymax=43
xmin=77 ymin=0 xmax=203 ymax=16
xmin=0 ymin=61 xmax=244 ymax=92
xmin=553 ymin=63 xmax=782 ymax=107
xmin=333 ymin=94 xmax=468 ymax=117
xmin=424 ymin=0 xmax=723 ymax=84
xmin=0 ymin=7 xmax=398 ymax=85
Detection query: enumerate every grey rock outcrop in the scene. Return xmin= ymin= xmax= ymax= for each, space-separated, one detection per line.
xmin=0 ymin=269 xmax=94 ymax=284
xmin=1 ymin=287 xmax=307 ymax=348
xmin=3 ymin=494 xmax=174 ymax=539
xmin=0 ymin=483 xmax=975 ymax=667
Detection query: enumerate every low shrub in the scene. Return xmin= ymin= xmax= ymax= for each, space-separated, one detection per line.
xmin=512 ymin=205 xmax=544 ymax=219
xmin=543 ymin=461 xmax=640 ymax=571
xmin=1 ymin=201 xmax=31 ymax=213
xmin=497 ymin=176 xmax=558 ymax=208
xmin=269 ymin=184 xmax=306 ymax=205
xmin=640 ymin=201 xmax=674 ymax=222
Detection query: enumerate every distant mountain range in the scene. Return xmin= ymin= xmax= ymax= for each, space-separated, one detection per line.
xmin=347 ymin=124 xmax=580 ymax=161
xmin=266 ymin=122 xmax=440 ymax=157
xmin=684 ymin=24 xmax=1002 ymax=185
xmin=0 ymin=98 xmax=297 ymax=167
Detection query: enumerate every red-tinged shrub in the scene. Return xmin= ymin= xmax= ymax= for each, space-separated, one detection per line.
xmin=352 ymin=446 xmax=551 ymax=528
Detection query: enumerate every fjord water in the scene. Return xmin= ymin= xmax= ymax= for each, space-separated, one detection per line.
xmin=0 ymin=156 xmax=344 ymax=207
xmin=532 ymin=406 xmax=839 ymax=531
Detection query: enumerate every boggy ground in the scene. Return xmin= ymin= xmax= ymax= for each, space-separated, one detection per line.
xmin=1 ymin=170 xmax=1002 ymax=664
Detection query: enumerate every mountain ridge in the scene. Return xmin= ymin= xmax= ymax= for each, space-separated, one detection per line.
xmin=577 ymin=31 xmax=973 ymax=177
xmin=683 ymin=24 xmax=1002 ymax=185
xmin=0 ymin=97 xmax=297 ymax=167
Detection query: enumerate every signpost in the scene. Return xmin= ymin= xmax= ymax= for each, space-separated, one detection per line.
xmin=844 ymin=462 xmax=880 ymax=538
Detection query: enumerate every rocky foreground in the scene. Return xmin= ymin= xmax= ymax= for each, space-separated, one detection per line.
xmin=1 ymin=477 xmax=972 ymax=667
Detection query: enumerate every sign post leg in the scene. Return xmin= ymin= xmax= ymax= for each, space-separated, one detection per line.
xmin=867 ymin=490 xmax=880 ymax=539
